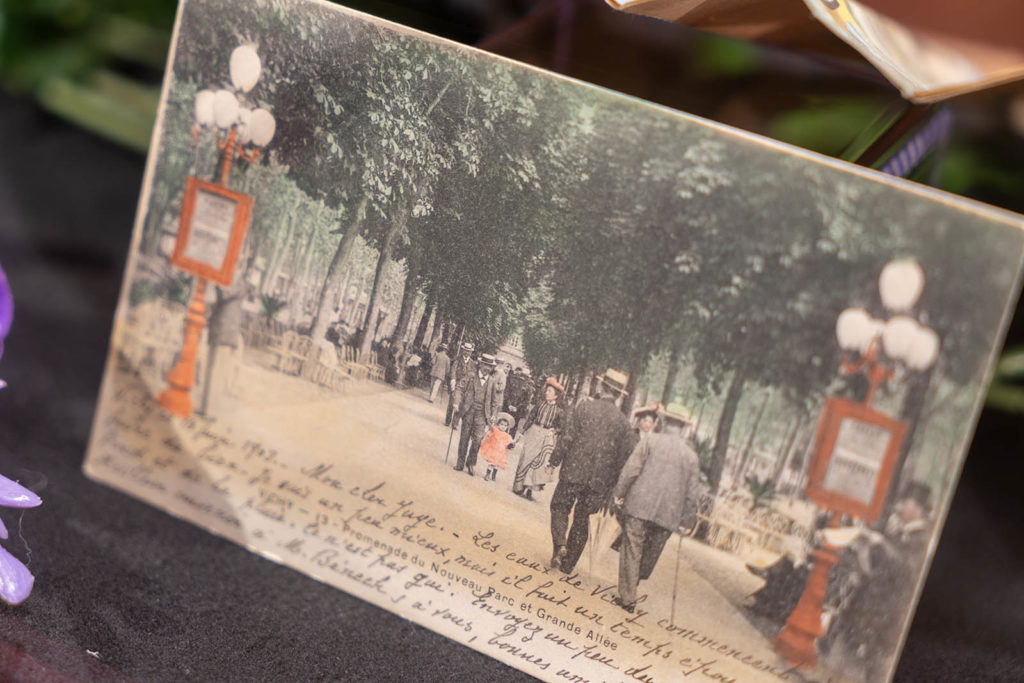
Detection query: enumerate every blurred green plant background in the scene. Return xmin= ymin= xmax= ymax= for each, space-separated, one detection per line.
xmin=0 ymin=0 xmax=173 ymax=148
xmin=2 ymin=0 xmax=1023 ymax=407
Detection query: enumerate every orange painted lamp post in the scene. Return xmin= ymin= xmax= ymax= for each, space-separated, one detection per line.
xmin=773 ymin=259 xmax=939 ymax=668
xmin=157 ymin=45 xmax=275 ymax=417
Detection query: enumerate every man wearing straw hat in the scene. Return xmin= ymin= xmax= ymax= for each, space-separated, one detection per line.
xmin=548 ymin=368 xmax=636 ymax=573
xmin=453 ymin=353 xmax=503 ymax=476
xmin=611 ymin=403 xmax=701 ymax=613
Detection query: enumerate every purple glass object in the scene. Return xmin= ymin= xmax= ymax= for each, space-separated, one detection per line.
xmin=0 ymin=263 xmax=11 ymax=363
xmin=0 ymin=476 xmax=40 ymax=607
xmin=0 ymin=264 xmax=41 ymax=605
xmin=0 ymin=475 xmax=41 ymax=509
xmin=0 ymin=545 xmax=34 ymax=606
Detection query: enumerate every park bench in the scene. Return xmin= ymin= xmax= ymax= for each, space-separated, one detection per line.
xmin=366 ymin=350 xmax=386 ymax=382
xmin=336 ymin=344 xmax=369 ymax=380
xmin=266 ymin=330 xmax=311 ymax=376
xmin=299 ymin=343 xmax=350 ymax=392
xmin=264 ymin=330 xmax=290 ymax=373
xmin=244 ymin=315 xmax=286 ymax=350
xmin=257 ymin=331 xmax=349 ymax=391
xmin=334 ymin=344 xmax=386 ymax=382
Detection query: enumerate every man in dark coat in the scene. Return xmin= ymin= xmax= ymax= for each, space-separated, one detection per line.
xmin=505 ymin=368 xmax=533 ymax=437
xmin=611 ymin=404 xmax=701 ymax=613
xmin=454 ymin=354 xmax=502 ymax=476
xmin=548 ymin=370 xmax=637 ymax=573
xmin=446 ymin=342 xmax=475 ymax=426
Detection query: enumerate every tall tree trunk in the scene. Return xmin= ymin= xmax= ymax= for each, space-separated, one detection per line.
xmin=791 ymin=431 xmax=815 ymax=496
xmin=239 ymin=218 xmax=264 ymax=288
xmin=452 ymin=318 xmax=464 ymax=349
xmin=345 ymin=267 xmax=368 ymax=325
xmin=284 ymin=227 xmax=317 ymax=304
xmin=429 ymin=307 xmax=445 ymax=349
xmin=335 ymin=266 xmax=354 ymax=314
xmin=287 ymin=204 xmax=324 ymax=310
xmin=620 ymin=358 xmax=642 ymax=416
xmin=433 ymin=313 xmax=447 ymax=347
xmin=260 ymin=196 xmax=301 ymax=297
xmin=734 ymin=389 xmax=772 ymax=487
xmin=661 ymin=338 xmax=685 ymax=404
xmin=389 ymin=264 xmax=419 ymax=347
xmin=308 ymin=197 xmax=367 ymax=345
xmin=424 ymin=306 xmax=439 ymax=351
xmin=275 ymin=198 xmax=311 ymax=295
xmin=709 ymin=367 xmax=745 ymax=495
xmin=283 ymin=237 xmax=314 ymax=328
xmin=359 ymin=208 xmax=404 ymax=358
xmin=771 ymin=413 xmax=805 ymax=489
xmin=412 ymin=295 xmax=434 ymax=348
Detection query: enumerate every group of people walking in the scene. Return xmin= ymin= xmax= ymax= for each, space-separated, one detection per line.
xmin=546 ymin=373 xmax=702 ymax=613
xmin=428 ymin=342 xmax=703 ymax=614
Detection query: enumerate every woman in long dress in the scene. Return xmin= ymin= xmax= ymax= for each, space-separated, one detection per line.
xmin=512 ymin=378 xmax=565 ymax=500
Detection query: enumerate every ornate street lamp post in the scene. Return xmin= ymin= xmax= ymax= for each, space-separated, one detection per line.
xmin=158 ymin=45 xmax=276 ymax=417
xmin=773 ymin=258 xmax=939 ymax=668
xmin=834 ymin=260 xmax=939 ymax=404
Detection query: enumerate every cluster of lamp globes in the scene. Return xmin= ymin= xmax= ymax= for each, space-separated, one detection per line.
xmin=835 ymin=259 xmax=940 ymax=372
xmin=192 ymin=45 xmax=276 ymax=148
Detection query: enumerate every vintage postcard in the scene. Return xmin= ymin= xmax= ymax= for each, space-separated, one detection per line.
xmin=84 ymin=0 xmax=1024 ymax=681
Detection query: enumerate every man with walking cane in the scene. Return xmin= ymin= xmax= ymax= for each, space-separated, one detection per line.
xmin=610 ymin=404 xmax=701 ymax=614
xmin=547 ymin=369 xmax=636 ymax=574
xmin=453 ymin=354 xmax=502 ymax=476
xmin=444 ymin=402 xmax=459 ymax=464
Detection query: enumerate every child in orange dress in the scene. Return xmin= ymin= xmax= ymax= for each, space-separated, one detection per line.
xmin=480 ymin=412 xmax=514 ymax=482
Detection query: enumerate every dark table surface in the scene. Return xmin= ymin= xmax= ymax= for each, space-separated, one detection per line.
xmin=0 ymin=92 xmax=1021 ymax=681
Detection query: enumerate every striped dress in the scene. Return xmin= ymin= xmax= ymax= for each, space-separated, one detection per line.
xmin=512 ymin=401 xmax=563 ymax=493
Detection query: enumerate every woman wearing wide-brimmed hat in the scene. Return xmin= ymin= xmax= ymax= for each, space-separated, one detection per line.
xmin=511 ymin=377 xmax=565 ymax=500
xmin=631 ymin=402 xmax=662 ymax=438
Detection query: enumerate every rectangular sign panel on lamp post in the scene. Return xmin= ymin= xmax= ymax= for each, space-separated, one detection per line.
xmin=170 ymin=176 xmax=253 ymax=287
xmin=805 ymin=396 xmax=907 ymax=523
